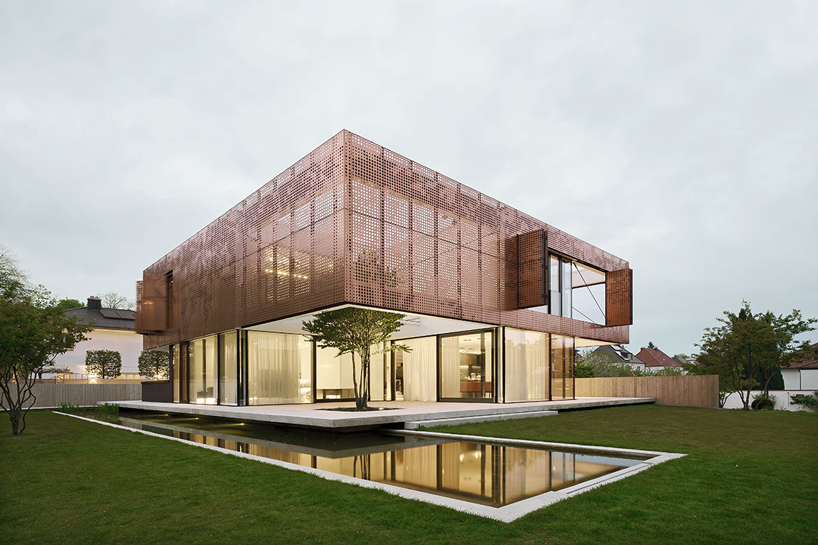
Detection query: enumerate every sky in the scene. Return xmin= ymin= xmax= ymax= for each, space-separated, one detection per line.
xmin=2 ymin=1 xmax=816 ymax=357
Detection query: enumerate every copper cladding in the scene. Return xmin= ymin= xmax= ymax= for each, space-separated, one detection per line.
xmin=137 ymin=130 xmax=631 ymax=348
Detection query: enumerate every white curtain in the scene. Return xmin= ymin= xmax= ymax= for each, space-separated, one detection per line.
xmin=402 ymin=337 xmax=437 ymax=401
xmin=440 ymin=336 xmax=461 ymax=398
xmin=248 ymin=331 xmax=301 ymax=405
xmin=505 ymin=329 xmax=548 ymax=402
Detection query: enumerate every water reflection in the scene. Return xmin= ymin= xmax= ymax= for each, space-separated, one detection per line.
xmin=111 ymin=412 xmax=640 ymax=508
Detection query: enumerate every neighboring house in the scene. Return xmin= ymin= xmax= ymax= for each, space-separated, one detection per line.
xmin=135 ymin=130 xmax=634 ymax=406
xmin=54 ymin=296 xmax=142 ymax=376
xmin=781 ymin=342 xmax=818 ymax=391
xmin=635 ymin=347 xmax=684 ymax=373
xmin=589 ymin=345 xmax=646 ymax=372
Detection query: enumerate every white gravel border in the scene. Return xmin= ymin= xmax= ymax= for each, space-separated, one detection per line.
xmin=54 ymin=411 xmax=685 ymax=523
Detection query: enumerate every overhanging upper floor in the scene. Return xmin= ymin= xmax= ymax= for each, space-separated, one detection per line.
xmin=136 ymin=130 xmax=632 ymax=349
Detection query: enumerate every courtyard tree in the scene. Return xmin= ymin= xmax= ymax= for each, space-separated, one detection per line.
xmin=302 ymin=307 xmax=409 ymax=409
xmin=85 ymin=350 xmax=122 ymax=379
xmin=0 ymin=246 xmax=90 ymax=435
xmin=138 ymin=350 xmax=169 ymax=380
xmin=694 ymin=301 xmax=815 ymax=410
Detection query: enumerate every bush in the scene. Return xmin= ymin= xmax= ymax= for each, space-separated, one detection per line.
xmin=751 ymin=393 xmax=775 ymax=410
xmin=790 ymin=391 xmax=818 ymax=411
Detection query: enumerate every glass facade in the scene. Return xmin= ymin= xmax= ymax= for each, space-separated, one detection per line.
xmin=316 ymin=346 xmax=355 ymax=400
xmin=504 ymin=328 xmax=549 ymax=402
xmin=551 ymin=335 xmax=575 ymax=400
xmin=397 ymin=337 xmax=437 ymax=402
xmin=219 ymin=331 xmax=238 ymax=405
xmin=248 ymin=331 xmax=311 ymax=405
xmin=189 ymin=336 xmax=218 ymax=404
xmin=166 ymin=326 xmax=576 ymax=406
xmin=439 ymin=331 xmax=493 ymax=400
xmin=171 ymin=344 xmax=180 ymax=403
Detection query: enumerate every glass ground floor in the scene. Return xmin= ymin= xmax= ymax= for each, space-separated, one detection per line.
xmin=166 ymin=326 xmax=585 ymax=406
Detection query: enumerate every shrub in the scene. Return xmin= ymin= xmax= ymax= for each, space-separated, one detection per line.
xmin=790 ymin=391 xmax=818 ymax=411
xmin=751 ymin=392 xmax=775 ymax=410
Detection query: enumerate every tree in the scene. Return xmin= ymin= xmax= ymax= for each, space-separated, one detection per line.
xmin=55 ymin=298 xmax=83 ymax=310
xmin=303 ymin=307 xmax=408 ymax=409
xmin=37 ymin=365 xmax=72 ymax=380
xmin=138 ymin=350 xmax=169 ymax=380
xmin=0 ymin=246 xmax=91 ymax=435
xmin=576 ymin=349 xmax=637 ymax=377
xmin=647 ymin=341 xmax=657 ymax=350
xmin=694 ymin=301 xmax=816 ymax=410
xmin=97 ymin=292 xmax=134 ymax=310
xmin=85 ymin=350 xmax=122 ymax=379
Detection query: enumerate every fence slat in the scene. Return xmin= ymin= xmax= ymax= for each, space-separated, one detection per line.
xmin=575 ymin=375 xmax=719 ymax=408
xmin=27 ymin=383 xmax=142 ymax=408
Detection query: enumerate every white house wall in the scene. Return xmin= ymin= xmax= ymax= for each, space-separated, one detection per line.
xmin=781 ymin=369 xmax=818 ymax=391
xmin=55 ymin=329 xmax=143 ymax=375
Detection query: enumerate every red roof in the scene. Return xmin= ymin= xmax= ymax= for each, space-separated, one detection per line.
xmin=790 ymin=342 xmax=818 ymax=369
xmin=635 ymin=347 xmax=681 ymax=368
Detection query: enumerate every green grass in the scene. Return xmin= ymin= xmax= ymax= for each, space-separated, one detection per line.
xmin=1 ymin=406 xmax=816 ymax=545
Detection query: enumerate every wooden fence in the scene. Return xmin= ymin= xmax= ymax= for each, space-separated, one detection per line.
xmin=575 ymin=375 xmax=719 ymax=408
xmin=25 ymin=383 xmax=143 ymax=408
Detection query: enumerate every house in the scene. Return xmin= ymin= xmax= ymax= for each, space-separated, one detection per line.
xmin=635 ymin=347 xmax=684 ymax=373
xmin=135 ymin=130 xmax=633 ymax=406
xmin=54 ymin=296 xmax=143 ymax=377
xmin=588 ymin=345 xmax=646 ymax=372
xmin=781 ymin=342 xmax=818 ymax=391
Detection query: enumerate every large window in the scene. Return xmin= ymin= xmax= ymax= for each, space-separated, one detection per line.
xmin=439 ymin=331 xmax=493 ymax=401
xmin=395 ymin=337 xmax=437 ymax=402
xmin=504 ymin=328 xmax=549 ymax=402
xmin=316 ymin=346 xmax=355 ymax=400
xmin=189 ymin=336 xmax=217 ymax=404
xmin=248 ymin=331 xmax=311 ymax=405
xmin=171 ymin=344 xmax=180 ymax=403
xmin=551 ymin=335 xmax=575 ymax=400
xmin=219 ymin=331 xmax=238 ymax=405
xmin=546 ymin=255 xmax=606 ymax=325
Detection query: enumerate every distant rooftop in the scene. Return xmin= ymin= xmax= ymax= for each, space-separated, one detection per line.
xmin=64 ymin=296 xmax=136 ymax=330
xmin=636 ymin=347 xmax=681 ymax=368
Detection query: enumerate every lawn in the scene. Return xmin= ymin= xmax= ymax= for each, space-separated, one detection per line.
xmin=1 ymin=405 xmax=816 ymax=545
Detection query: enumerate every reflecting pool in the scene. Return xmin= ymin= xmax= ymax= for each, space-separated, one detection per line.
xmin=93 ymin=411 xmax=644 ymax=508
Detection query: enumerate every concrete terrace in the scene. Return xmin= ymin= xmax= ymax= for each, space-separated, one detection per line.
xmin=112 ymin=397 xmax=655 ymax=431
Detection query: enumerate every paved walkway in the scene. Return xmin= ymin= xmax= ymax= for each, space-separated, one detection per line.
xmin=113 ymin=397 xmax=655 ymax=430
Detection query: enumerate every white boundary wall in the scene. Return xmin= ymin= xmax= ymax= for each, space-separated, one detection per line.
xmin=722 ymin=390 xmax=816 ymax=411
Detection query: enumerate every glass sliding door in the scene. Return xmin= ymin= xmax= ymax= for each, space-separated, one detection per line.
xmin=189 ymin=336 xmax=217 ymax=404
xmin=316 ymin=346 xmax=355 ymax=401
xmin=439 ymin=331 xmax=494 ymax=401
xmin=551 ymin=335 xmax=575 ymax=400
xmin=504 ymin=329 xmax=549 ymax=402
xmin=248 ymin=331 xmax=311 ymax=405
xmin=171 ymin=344 xmax=180 ymax=403
xmin=398 ymin=337 xmax=437 ymax=402
xmin=369 ymin=343 xmax=386 ymax=402
xmin=219 ymin=331 xmax=238 ymax=405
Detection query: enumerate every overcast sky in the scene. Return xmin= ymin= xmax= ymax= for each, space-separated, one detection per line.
xmin=2 ymin=1 xmax=816 ymax=356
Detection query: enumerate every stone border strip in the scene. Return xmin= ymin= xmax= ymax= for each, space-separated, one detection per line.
xmin=54 ymin=411 xmax=685 ymax=523
xmin=404 ymin=410 xmax=558 ymax=429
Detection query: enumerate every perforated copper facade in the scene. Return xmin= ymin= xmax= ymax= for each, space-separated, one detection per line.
xmin=138 ymin=130 xmax=631 ymax=349
xmin=605 ymin=268 xmax=634 ymax=327
xmin=515 ymin=229 xmax=547 ymax=309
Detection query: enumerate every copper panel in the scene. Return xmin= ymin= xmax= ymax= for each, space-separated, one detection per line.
xmin=140 ymin=130 xmax=631 ymax=349
xmin=135 ymin=274 xmax=168 ymax=333
xmin=606 ymin=268 xmax=633 ymax=326
xmin=516 ymin=229 xmax=547 ymax=309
